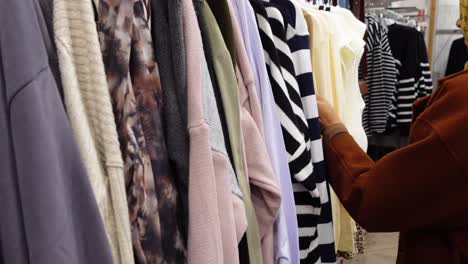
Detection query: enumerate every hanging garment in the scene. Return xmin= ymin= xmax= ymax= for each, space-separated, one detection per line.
xmin=194 ymin=2 xmax=252 ymax=262
xmin=229 ymin=8 xmax=263 ymax=136
xmin=37 ymin=0 xmax=64 ymax=101
xmin=302 ymin=10 xmax=334 ymax=111
xmin=97 ymin=1 xmax=164 ymax=262
xmin=338 ymin=8 xmax=369 ymax=254
xmin=150 ymin=0 xmax=189 ymax=239
xmin=387 ymin=23 xmax=433 ymax=134
xmin=184 ymin=0 xmax=246 ymax=263
xmin=333 ymin=9 xmax=359 ymax=256
xmin=362 ymin=15 xmax=398 ymax=136
xmin=252 ymin=2 xmax=323 ymax=262
xmin=228 ymin=2 xmax=282 ymax=262
xmin=230 ymin=0 xmax=299 ymax=262
xmin=53 ymin=0 xmax=134 ymax=263
xmin=323 ymin=70 xmax=468 ymax=264
xmin=151 ymin=0 xmax=187 ymax=119
xmin=262 ymin=3 xmax=318 ymax=196
xmin=306 ymin=10 xmax=346 ymax=118
xmin=331 ymin=7 xmax=368 ymax=151
xmin=195 ymin=1 xmax=264 ymax=263
xmin=0 ymin=0 xmax=114 ymax=263
xmin=326 ymin=9 xmax=367 ymax=148
xmin=250 ymin=2 xmax=317 ymax=263
xmin=303 ymin=7 xmax=371 ymax=256
xmin=269 ymin=1 xmax=337 ymax=263
xmin=131 ymin=3 xmax=187 ymax=263
xmin=200 ymin=3 xmax=256 ymax=261
xmin=318 ymin=18 xmax=369 ymax=257
xmin=446 ymin=37 xmax=468 ymax=76
xmin=302 ymin=8 xmax=351 ymax=255
xmin=330 ymin=9 xmax=369 ymax=256
xmin=97 ymin=0 xmax=186 ymax=262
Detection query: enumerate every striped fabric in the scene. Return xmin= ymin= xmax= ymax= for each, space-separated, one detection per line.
xmin=387 ymin=23 xmax=433 ymax=127
xmin=250 ymin=1 xmax=326 ymax=263
xmin=393 ymin=60 xmax=433 ymax=123
xmin=362 ymin=15 xmax=398 ymax=135
xmin=250 ymin=0 xmax=318 ymax=192
xmin=264 ymin=1 xmax=336 ymax=263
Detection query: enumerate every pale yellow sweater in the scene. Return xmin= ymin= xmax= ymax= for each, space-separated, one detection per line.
xmin=53 ymin=1 xmax=134 ymax=263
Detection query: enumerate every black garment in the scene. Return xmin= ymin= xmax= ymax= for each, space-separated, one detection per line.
xmin=0 ymin=1 xmax=114 ymax=263
xmin=367 ymin=145 xmax=397 ymax=161
xmin=446 ymin=37 xmax=468 ymax=76
xmin=150 ymin=0 xmax=189 ymax=241
xmin=238 ymin=234 xmax=250 ymax=264
xmin=387 ymin=24 xmax=433 ymax=134
xmin=168 ymin=0 xmax=188 ymax=125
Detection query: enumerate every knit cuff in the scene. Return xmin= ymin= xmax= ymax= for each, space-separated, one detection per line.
xmin=323 ymin=123 xmax=348 ymax=143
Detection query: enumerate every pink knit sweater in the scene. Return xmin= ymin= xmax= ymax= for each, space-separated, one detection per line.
xmin=228 ymin=2 xmax=283 ymax=262
xmin=184 ymin=0 xmax=247 ymax=263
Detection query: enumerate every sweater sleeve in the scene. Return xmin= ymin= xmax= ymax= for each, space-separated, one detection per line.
xmin=417 ymin=32 xmax=433 ymax=97
xmin=325 ymin=119 xmax=467 ymax=232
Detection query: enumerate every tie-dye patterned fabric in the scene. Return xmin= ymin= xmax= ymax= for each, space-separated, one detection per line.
xmin=97 ymin=0 xmax=187 ymax=263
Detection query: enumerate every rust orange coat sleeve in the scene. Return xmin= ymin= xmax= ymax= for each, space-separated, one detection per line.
xmin=324 ymin=121 xmax=466 ymax=232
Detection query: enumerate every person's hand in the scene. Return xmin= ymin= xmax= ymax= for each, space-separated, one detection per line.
xmin=317 ymin=96 xmax=342 ymax=130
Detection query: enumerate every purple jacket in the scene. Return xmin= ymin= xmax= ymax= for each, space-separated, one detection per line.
xmin=0 ymin=1 xmax=113 ymax=263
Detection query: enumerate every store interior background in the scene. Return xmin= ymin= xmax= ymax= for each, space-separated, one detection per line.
xmin=345 ymin=0 xmax=460 ymax=263
xmin=366 ymin=0 xmax=462 ymax=84
xmin=432 ymin=0 xmax=463 ymax=82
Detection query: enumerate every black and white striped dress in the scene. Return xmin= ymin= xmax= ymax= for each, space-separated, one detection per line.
xmin=250 ymin=0 xmax=317 ymax=193
xmin=250 ymin=1 xmax=331 ymax=263
xmin=265 ymin=1 xmax=337 ymax=263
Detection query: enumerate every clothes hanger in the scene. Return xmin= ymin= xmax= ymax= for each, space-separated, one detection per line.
xmin=325 ymin=0 xmax=331 ymax=11
xmin=319 ymin=0 xmax=325 ymax=10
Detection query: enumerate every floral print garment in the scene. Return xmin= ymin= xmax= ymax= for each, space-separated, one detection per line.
xmin=131 ymin=2 xmax=187 ymax=263
xmin=97 ymin=0 xmax=187 ymax=263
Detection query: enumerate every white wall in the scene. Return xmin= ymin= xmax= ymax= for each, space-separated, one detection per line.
xmin=432 ymin=0 xmax=463 ymax=82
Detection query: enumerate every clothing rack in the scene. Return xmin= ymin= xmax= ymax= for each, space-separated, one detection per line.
xmin=436 ymin=29 xmax=464 ymax=35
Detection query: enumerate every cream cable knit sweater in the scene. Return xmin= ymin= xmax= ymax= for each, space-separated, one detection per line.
xmin=53 ymin=1 xmax=134 ymax=263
